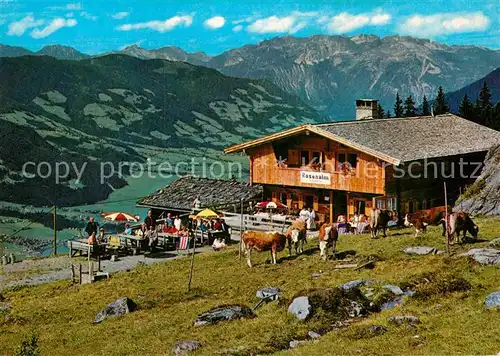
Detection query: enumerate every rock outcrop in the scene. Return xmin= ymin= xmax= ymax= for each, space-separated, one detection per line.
xmin=456 ymin=145 xmax=500 ymax=216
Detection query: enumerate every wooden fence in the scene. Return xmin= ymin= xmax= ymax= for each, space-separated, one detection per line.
xmin=222 ymin=212 xmax=293 ymax=234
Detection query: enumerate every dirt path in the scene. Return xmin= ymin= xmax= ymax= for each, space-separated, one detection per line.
xmin=0 ymin=246 xmax=213 ymax=289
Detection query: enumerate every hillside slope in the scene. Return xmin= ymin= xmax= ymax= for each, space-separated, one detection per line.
xmin=0 ymin=55 xmax=319 ymax=206
xmin=445 ymin=68 xmax=500 ymax=112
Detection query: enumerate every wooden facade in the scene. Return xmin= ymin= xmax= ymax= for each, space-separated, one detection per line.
xmin=244 ymin=133 xmax=385 ymax=222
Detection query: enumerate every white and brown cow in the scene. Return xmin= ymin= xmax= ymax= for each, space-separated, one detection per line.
xmin=241 ymin=230 xmax=287 ymax=267
xmin=445 ymin=212 xmax=479 ymax=245
xmin=318 ymin=223 xmax=339 ymax=260
xmin=286 ymin=219 xmax=307 ymax=256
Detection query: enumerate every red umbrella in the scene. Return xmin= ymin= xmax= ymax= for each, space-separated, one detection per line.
xmin=101 ymin=212 xmax=140 ymax=222
xmin=255 ymin=201 xmax=287 ymax=210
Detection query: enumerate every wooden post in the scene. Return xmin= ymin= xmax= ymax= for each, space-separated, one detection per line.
xmin=329 ymin=190 xmax=333 ymax=223
xmin=78 ymin=264 xmax=82 ymax=284
xmin=187 ymin=234 xmax=197 ymax=292
xmin=71 ymin=264 xmax=75 ymax=283
xmin=444 ymin=182 xmax=450 ymax=255
xmin=53 ymin=205 xmax=57 ymax=255
xmin=346 ymin=192 xmax=350 ymax=217
xmin=239 ymin=198 xmax=243 ymax=264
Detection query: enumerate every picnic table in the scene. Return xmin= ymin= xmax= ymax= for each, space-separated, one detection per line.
xmin=118 ymin=234 xmax=147 ymax=254
xmin=67 ymin=239 xmax=106 ymax=260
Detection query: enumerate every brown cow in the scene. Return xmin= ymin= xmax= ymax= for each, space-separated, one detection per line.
xmin=404 ymin=206 xmax=451 ymax=237
xmin=318 ymin=223 xmax=339 ymax=260
xmin=242 ymin=231 xmax=287 ymax=267
xmin=286 ymin=220 xmax=307 ymax=256
xmin=445 ymin=212 xmax=479 ymax=244
xmin=369 ymin=209 xmax=392 ymax=238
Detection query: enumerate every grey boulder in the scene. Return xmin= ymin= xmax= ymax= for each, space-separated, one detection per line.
xmin=485 ymin=291 xmax=500 ymax=308
xmin=340 ymin=279 xmax=374 ymax=291
xmin=194 ymin=305 xmax=256 ymax=327
xmin=403 ymin=246 xmax=442 ymax=255
xmin=460 ymin=248 xmax=500 ymax=265
xmin=288 ymin=296 xmax=311 ymax=321
xmin=172 ymin=340 xmax=201 ymax=355
xmin=256 ymin=287 xmax=280 ymax=301
xmin=93 ymin=297 xmax=137 ymax=324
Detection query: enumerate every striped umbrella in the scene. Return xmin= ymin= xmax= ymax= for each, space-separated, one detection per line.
xmin=101 ymin=212 xmax=140 ymax=222
xmin=255 ymin=201 xmax=287 ymax=210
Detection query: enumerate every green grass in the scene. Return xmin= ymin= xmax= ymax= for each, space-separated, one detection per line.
xmin=1 ymin=218 xmax=499 ymax=355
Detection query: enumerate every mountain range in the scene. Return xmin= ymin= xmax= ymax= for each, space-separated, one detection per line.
xmin=3 ymin=35 xmax=498 ymax=118
xmin=0 ymin=54 xmax=318 ymax=206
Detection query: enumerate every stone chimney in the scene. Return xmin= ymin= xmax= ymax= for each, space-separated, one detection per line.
xmin=356 ymin=99 xmax=378 ymax=120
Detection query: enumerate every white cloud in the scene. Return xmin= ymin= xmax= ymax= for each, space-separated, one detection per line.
xmin=204 ymin=16 xmax=225 ymax=29
xmin=326 ymin=11 xmax=391 ymax=34
xmin=398 ymin=12 xmax=490 ymax=36
xmin=232 ymin=24 xmax=243 ymax=32
xmin=117 ymin=15 xmax=193 ymax=32
xmin=80 ymin=11 xmax=97 ymax=21
xmin=49 ymin=2 xmax=81 ymax=11
xmin=370 ymin=13 xmax=391 ymax=25
xmin=66 ymin=12 xmax=74 ymax=17
xmin=112 ymin=11 xmax=129 ymax=20
xmin=247 ymin=15 xmax=305 ymax=34
xmin=30 ymin=17 xmax=77 ymax=38
xmin=7 ymin=15 xmax=44 ymax=36
xmin=66 ymin=3 xmax=81 ymax=10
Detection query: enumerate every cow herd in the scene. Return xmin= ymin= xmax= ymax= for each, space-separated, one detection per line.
xmin=241 ymin=206 xmax=480 ymax=267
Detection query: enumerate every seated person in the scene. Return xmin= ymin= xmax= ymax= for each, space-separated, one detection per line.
xmin=124 ymin=224 xmax=132 ymax=235
xmin=87 ymin=232 xmax=97 ymax=245
xmin=136 ymin=223 xmax=147 ymax=239
xmin=213 ymin=219 xmax=222 ymax=231
xmin=178 ymin=226 xmax=189 ymax=237
xmin=146 ymin=225 xmax=158 ymax=251
xmin=97 ymin=228 xmax=106 ymax=243
xmin=337 ymin=215 xmax=346 ymax=224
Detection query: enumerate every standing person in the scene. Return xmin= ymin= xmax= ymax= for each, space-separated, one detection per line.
xmin=299 ymin=206 xmax=310 ymax=222
xmin=174 ymin=216 xmax=182 ymax=231
xmin=165 ymin=213 xmax=173 ymax=227
xmin=85 ymin=217 xmax=99 ymax=237
xmin=124 ymin=223 xmax=132 ymax=235
xmin=144 ymin=210 xmax=156 ymax=231
xmin=308 ymin=207 xmax=316 ymax=230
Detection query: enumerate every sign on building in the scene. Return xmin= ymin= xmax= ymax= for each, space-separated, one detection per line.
xmin=300 ymin=171 xmax=331 ymax=185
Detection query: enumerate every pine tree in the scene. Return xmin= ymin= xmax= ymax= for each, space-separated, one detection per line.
xmin=459 ymin=94 xmax=474 ymax=121
xmin=478 ymin=81 xmax=492 ymax=109
xmin=476 ymin=82 xmax=493 ymax=126
xmin=433 ymin=86 xmax=449 ymax=115
xmin=377 ymin=103 xmax=385 ymax=119
xmin=403 ymin=95 xmax=416 ymax=117
xmin=394 ymin=93 xmax=404 ymax=118
xmin=421 ymin=95 xmax=430 ymax=116
xmin=386 ymin=110 xmax=392 ymax=118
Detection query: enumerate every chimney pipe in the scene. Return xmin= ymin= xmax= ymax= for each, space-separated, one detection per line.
xmin=356 ymin=99 xmax=378 ymax=120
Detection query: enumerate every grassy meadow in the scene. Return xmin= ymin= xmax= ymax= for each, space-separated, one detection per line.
xmin=1 ymin=218 xmax=499 ymax=355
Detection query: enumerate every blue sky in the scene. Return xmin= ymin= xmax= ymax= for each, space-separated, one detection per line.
xmin=1 ymin=0 xmax=499 ymax=55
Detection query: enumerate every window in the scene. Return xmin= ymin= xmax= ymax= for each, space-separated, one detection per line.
xmin=348 ymin=154 xmax=358 ymax=169
xmin=338 ymin=153 xmax=346 ymax=168
xmin=280 ymin=192 xmax=288 ymax=204
xmin=300 ymin=150 xmax=309 ymax=166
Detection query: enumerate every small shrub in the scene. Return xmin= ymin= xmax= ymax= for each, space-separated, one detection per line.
xmin=16 ymin=334 xmax=40 ymax=356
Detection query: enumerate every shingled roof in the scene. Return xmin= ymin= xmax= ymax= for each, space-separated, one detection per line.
xmin=137 ymin=176 xmax=263 ymax=211
xmin=225 ymin=114 xmax=500 ymax=165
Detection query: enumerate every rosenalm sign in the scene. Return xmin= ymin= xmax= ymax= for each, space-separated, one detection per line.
xmin=300 ymin=171 xmax=331 ymax=185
